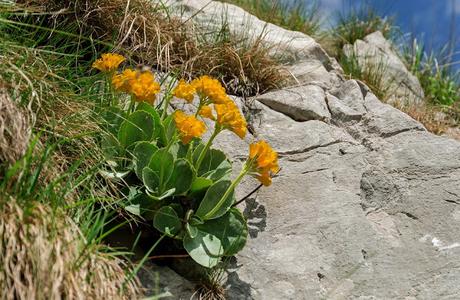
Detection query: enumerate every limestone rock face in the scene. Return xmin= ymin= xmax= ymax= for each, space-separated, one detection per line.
xmin=149 ymin=3 xmax=460 ymax=300
xmin=343 ymin=31 xmax=425 ymax=106
xmin=226 ymin=82 xmax=460 ymax=300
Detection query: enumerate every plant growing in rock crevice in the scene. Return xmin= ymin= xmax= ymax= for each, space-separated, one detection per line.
xmin=93 ymin=54 xmax=279 ymax=268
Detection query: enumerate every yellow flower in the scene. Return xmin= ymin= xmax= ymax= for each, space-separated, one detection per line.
xmin=174 ymin=110 xmax=206 ymax=144
xmin=198 ymin=105 xmax=215 ymax=120
xmin=112 ymin=68 xmax=136 ymax=92
xmin=190 ymin=75 xmax=228 ymax=104
xmin=214 ymin=100 xmax=247 ymax=139
xmin=248 ymin=140 xmax=279 ymax=186
xmin=173 ymin=79 xmax=196 ymax=103
xmin=92 ymin=53 xmax=125 ymax=72
xmin=129 ymin=71 xmax=161 ymax=103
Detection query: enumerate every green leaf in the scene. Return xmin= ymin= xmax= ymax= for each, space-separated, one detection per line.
xmin=195 ymin=179 xmax=234 ymax=220
xmin=166 ymin=159 xmax=195 ymax=195
xmin=204 ymin=160 xmax=232 ymax=181
xmin=190 ymin=177 xmax=213 ymax=193
xmin=136 ymin=103 xmax=164 ymax=140
xmin=101 ymin=133 xmax=122 ymax=160
xmin=198 ymin=208 xmax=248 ymax=256
xmin=148 ymin=148 xmax=174 ymax=194
xmin=143 ymin=167 xmax=160 ymax=193
xmin=189 ymin=216 xmax=204 ymax=226
xmin=193 ymin=147 xmax=232 ymax=180
xmin=133 ymin=142 xmax=158 ymax=179
xmin=125 ymin=204 xmax=141 ymax=216
xmin=101 ymin=106 xmax=125 ymax=136
xmin=153 ymin=206 xmax=182 ymax=237
xmin=183 ymin=230 xmax=223 ymax=268
xmin=186 ymin=223 xmax=198 ymax=238
xmin=146 ymin=188 xmax=176 ymax=201
xmin=161 ymin=115 xmax=176 ymax=146
xmin=125 ymin=192 xmax=160 ymax=219
xmin=118 ymin=111 xmax=155 ymax=148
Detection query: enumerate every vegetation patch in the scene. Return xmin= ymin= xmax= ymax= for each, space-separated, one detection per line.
xmin=16 ymin=0 xmax=284 ymax=97
xmin=92 ymin=53 xmax=279 ymax=269
xmin=220 ymin=0 xmax=322 ymax=38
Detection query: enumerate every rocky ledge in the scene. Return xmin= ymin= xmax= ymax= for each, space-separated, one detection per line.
xmin=150 ymin=1 xmax=460 ymax=299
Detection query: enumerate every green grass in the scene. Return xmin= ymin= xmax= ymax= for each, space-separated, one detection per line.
xmin=220 ymin=0 xmax=322 ymax=38
xmin=402 ymin=38 xmax=460 ymax=107
xmin=326 ymin=5 xmax=396 ymax=57
xmin=0 ymin=5 xmax=142 ymax=298
xmin=339 ymin=50 xmax=391 ymax=101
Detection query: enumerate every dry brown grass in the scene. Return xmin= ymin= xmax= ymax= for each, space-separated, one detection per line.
xmin=394 ymin=102 xmax=453 ymax=135
xmin=0 ymin=89 xmax=31 ymax=165
xmin=17 ymin=0 xmax=285 ymax=96
xmin=0 ymin=198 xmax=140 ymax=300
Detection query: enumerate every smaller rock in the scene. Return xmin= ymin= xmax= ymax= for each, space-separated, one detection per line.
xmin=326 ymin=93 xmax=364 ymax=123
xmin=361 ymin=93 xmax=425 ymax=138
xmin=343 ymin=31 xmax=424 ymax=106
xmin=328 ymin=80 xmax=367 ymax=121
xmin=286 ymin=59 xmax=343 ymax=89
xmin=138 ymin=262 xmax=196 ymax=299
xmin=255 ymin=85 xmax=331 ymax=122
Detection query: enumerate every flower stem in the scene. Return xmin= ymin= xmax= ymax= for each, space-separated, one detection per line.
xmin=195 ymin=124 xmax=221 ymax=171
xmin=128 ymin=96 xmax=136 ymax=113
xmin=161 ymin=94 xmax=173 ymax=120
xmin=203 ymin=163 xmax=249 ymax=219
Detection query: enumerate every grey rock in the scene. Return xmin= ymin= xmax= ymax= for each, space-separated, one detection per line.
xmin=255 ymin=85 xmax=331 ymax=122
xmin=247 ymin=101 xmax=355 ymax=155
xmin=286 ymin=59 xmax=343 ymax=89
xmin=153 ymin=4 xmax=460 ymax=300
xmin=138 ymin=262 xmax=196 ymax=299
xmin=343 ymin=31 xmax=425 ymax=106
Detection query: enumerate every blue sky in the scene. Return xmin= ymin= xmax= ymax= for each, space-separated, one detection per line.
xmin=315 ymin=0 xmax=460 ymax=66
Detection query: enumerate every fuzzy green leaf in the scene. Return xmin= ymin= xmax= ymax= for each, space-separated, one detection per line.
xmin=198 ymin=208 xmax=248 ymax=256
xmin=118 ymin=111 xmax=155 ymax=148
xmin=133 ymin=142 xmax=158 ymax=180
xmin=148 ymin=148 xmax=174 ymax=194
xmin=136 ymin=103 xmax=164 ymax=141
xmin=195 ymin=179 xmax=234 ymax=220
xmin=183 ymin=230 xmax=223 ymax=268
xmin=143 ymin=167 xmax=160 ymax=193
xmin=153 ymin=206 xmax=182 ymax=237
xmin=190 ymin=177 xmax=213 ymax=193
xmin=166 ymin=159 xmax=195 ymax=195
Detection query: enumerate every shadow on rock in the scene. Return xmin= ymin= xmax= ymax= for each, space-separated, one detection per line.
xmin=243 ymin=198 xmax=267 ymax=238
xmin=225 ymin=257 xmax=254 ymax=300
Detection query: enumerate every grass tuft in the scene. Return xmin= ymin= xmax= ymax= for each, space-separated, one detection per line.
xmin=324 ymin=5 xmax=395 ymax=57
xmin=220 ymin=0 xmax=322 ymax=38
xmin=0 ymin=197 xmax=139 ymax=300
xmin=13 ymin=0 xmax=284 ymax=97
xmin=0 ymin=89 xmax=31 ymax=165
xmin=402 ymin=38 xmax=460 ymax=106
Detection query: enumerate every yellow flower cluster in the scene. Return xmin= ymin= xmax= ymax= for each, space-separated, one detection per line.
xmin=92 ymin=53 xmax=125 ymax=73
xmin=173 ymin=76 xmax=247 ymax=139
xmin=129 ymin=71 xmax=161 ymax=103
xmin=112 ymin=69 xmax=160 ymax=104
xmin=173 ymin=79 xmax=196 ymax=103
xmin=174 ymin=111 xmax=206 ymax=144
xmin=190 ymin=76 xmax=228 ymax=104
xmin=214 ymin=100 xmax=247 ymax=139
xmin=249 ymin=140 xmax=279 ymax=186
xmin=198 ymin=105 xmax=215 ymax=120
xmin=112 ymin=69 xmax=136 ymax=92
